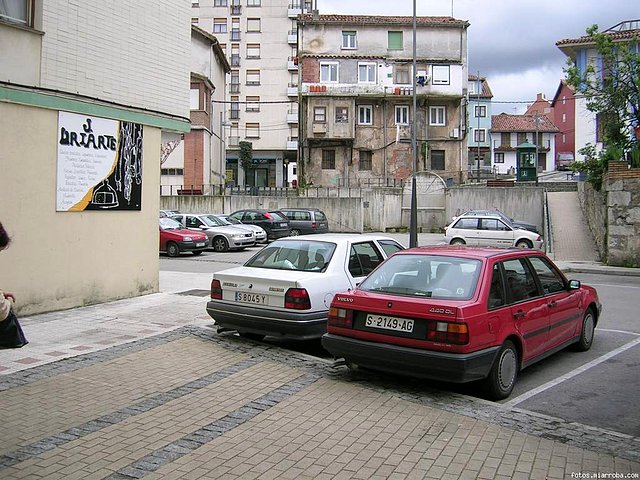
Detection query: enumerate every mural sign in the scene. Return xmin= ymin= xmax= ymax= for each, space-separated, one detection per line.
xmin=56 ymin=111 xmax=143 ymax=211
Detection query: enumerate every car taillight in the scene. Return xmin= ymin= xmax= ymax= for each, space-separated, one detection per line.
xmin=211 ymin=279 xmax=222 ymax=300
xmin=284 ymin=288 xmax=311 ymax=310
xmin=328 ymin=307 xmax=353 ymax=328
xmin=311 ymin=222 xmax=317 ymax=229
xmin=426 ymin=321 xmax=468 ymax=345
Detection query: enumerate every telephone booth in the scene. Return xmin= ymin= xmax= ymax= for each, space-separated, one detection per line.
xmin=516 ymin=142 xmax=537 ymax=182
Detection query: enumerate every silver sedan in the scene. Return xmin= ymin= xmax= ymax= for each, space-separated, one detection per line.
xmin=170 ymin=214 xmax=256 ymax=252
xmin=213 ymin=213 xmax=268 ymax=244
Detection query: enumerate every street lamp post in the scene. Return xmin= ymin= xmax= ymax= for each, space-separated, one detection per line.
xmin=409 ymin=0 xmax=418 ymax=248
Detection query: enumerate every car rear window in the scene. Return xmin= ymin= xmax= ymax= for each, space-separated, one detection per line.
xmin=245 ymin=240 xmax=336 ymax=272
xmin=269 ymin=211 xmax=288 ymax=221
xmin=359 ymin=254 xmax=481 ymax=300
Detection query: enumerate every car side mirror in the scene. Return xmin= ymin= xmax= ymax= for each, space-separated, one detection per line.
xmin=568 ymin=279 xmax=581 ymax=290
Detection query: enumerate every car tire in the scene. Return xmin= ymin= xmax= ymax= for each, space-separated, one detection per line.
xmin=192 ymin=251 xmax=203 ymax=256
xmin=450 ymin=238 xmax=466 ymax=245
xmin=238 ymin=332 xmax=265 ymax=341
xmin=212 ymin=236 xmax=229 ymax=252
xmin=166 ymin=242 xmax=180 ymax=257
xmin=515 ymin=239 xmax=532 ymax=248
xmin=290 ymin=229 xmax=300 ymax=236
xmin=573 ymin=308 xmax=596 ymax=352
xmin=483 ymin=340 xmax=519 ymax=400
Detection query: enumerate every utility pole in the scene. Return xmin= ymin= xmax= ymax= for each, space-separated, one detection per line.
xmin=409 ymin=0 xmax=418 ymax=248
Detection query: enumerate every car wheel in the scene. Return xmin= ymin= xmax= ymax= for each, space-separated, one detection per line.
xmin=212 ymin=236 xmax=229 ymax=252
xmin=192 ymin=251 xmax=203 ymax=256
xmin=238 ymin=332 xmax=265 ymax=341
xmin=515 ymin=239 xmax=532 ymax=248
xmin=290 ymin=229 xmax=300 ymax=236
xmin=166 ymin=242 xmax=180 ymax=257
xmin=483 ymin=340 xmax=519 ymax=400
xmin=573 ymin=308 xmax=596 ymax=352
xmin=450 ymin=238 xmax=466 ymax=245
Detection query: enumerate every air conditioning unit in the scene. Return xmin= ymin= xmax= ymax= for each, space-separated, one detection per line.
xmin=450 ymin=128 xmax=460 ymax=139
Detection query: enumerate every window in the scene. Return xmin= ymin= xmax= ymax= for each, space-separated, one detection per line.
xmin=562 ymin=113 xmax=566 ymax=123
xmin=500 ymin=132 xmax=510 ymax=147
xmin=335 ymin=107 xmax=348 ymax=123
xmin=247 ymin=17 xmax=261 ymax=32
xmin=214 ymin=0 xmax=227 ymax=5
xmin=313 ymin=106 xmax=326 ymax=123
xmin=480 ymin=218 xmax=509 ymax=231
xmin=246 ymin=96 xmax=260 ymax=112
xmin=320 ymin=62 xmax=339 ymax=83
xmin=474 ymin=105 xmax=486 ymax=117
xmin=246 ymin=123 xmax=260 ymax=138
xmin=342 ymin=31 xmax=357 ymax=49
xmin=488 ymin=264 xmax=506 ymax=309
xmin=517 ymin=132 xmax=527 ymax=145
xmin=529 ymin=257 xmax=566 ymax=295
xmin=474 ymin=129 xmax=486 ymax=143
xmin=395 ymin=105 xmax=409 ymax=125
xmin=246 ymin=69 xmax=260 ymax=85
xmin=348 ymin=242 xmax=384 ymax=277
xmin=388 ymin=31 xmax=403 ymax=50
xmin=247 ymin=0 xmax=261 ymax=5
xmin=213 ymin=18 xmax=227 ymax=33
xmin=562 ymin=96 xmax=566 ymax=105
xmin=453 ymin=218 xmax=478 ymax=229
xmin=360 ymin=151 xmax=372 ymax=171
xmin=322 ymin=150 xmax=336 ymax=169
xmin=230 ymin=70 xmax=240 ymax=93
xmin=432 ymin=65 xmax=450 ymax=85
xmin=246 ymin=43 xmax=260 ymax=58
xmin=358 ymin=105 xmax=373 ymax=125
xmin=468 ymin=81 xmax=477 ymax=95
xmin=394 ymin=65 xmax=411 ymax=84
xmin=230 ymin=96 xmax=240 ymax=119
xmin=190 ymin=89 xmax=200 ymax=110
xmin=430 ymin=150 xmax=445 ymax=170
xmin=502 ymin=259 xmax=539 ymax=304
xmin=358 ymin=63 xmax=376 ymax=83
xmin=429 ymin=106 xmax=446 ymax=126
xmin=494 ymin=153 xmax=505 ymax=164
xmin=191 ymin=17 xmax=199 ymax=24
xmin=161 ymin=168 xmax=184 ymax=176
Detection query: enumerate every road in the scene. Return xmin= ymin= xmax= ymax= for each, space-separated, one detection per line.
xmin=161 ymin=238 xmax=640 ymax=437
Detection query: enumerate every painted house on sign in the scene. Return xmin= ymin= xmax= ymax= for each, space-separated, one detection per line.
xmin=491 ymin=113 xmax=559 ymax=174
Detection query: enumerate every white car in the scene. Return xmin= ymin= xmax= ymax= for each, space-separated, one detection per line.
xmin=206 ymin=234 xmax=405 ymax=340
xmin=171 ymin=213 xmax=256 ymax=252
xmin=213 ymin=213 xmax=268 ymax=244
xmin=444 ymin=213 xmax=543 ymax=249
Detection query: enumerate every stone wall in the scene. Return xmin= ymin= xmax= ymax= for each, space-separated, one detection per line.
xmin=606 ymin=163 xmax=640 ymax=267
xmin=578 ymin=182 xmax=607 ymax=259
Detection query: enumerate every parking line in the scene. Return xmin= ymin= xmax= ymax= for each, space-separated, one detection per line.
xmin=503 ymin=335 xmax=640 ymax=408
xmin=597 ymin=328 xmax=640 ymax=336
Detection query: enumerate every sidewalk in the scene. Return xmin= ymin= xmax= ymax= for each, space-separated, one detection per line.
xmin=1 ymin=265 xmax=640 ymax=479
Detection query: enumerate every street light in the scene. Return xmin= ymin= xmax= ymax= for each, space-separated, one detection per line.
xmin=409 ymin=0 xmax=418 ymax=248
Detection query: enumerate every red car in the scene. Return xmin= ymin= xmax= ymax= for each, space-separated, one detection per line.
xmin=159 ymin=217 xmax=208 ymax=257
xmin=322 ymin=246 xmax=601 ymax=399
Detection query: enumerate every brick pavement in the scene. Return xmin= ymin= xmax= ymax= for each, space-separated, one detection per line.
xmin=1 ymin=318 xmax=639 ymax=479
xmin=547 ymin=191 xmax=600 ymax=262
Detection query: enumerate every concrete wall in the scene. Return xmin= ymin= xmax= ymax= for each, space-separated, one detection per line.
xmin=0 ymin=103 xmax=161 ymax=315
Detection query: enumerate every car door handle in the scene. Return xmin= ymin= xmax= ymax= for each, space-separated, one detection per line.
xmin=513 ymin=310 xmax=526 ymax=319
xmin=548 ymin=301 xmax=557 ymax=308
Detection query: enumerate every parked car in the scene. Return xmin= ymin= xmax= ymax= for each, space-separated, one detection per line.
xmin=556 ymin=152 xmax=575 ymax=171
xmin=321 ymin=245 xmax=601 ymax=399
xmin=213 ymin=213 xmax=268 ymax=244
xmin=159 ymin=209 xmax=180 ymax=218
xmin=159 ymin=217 xmax=208 ymax=257
xmin=206 ymin=234 xmax=405 ymax=341
xmin=445 ymin=213 xmax=543 ymax=249
xmin=230 ymin=209 xmax=291 ymax=240
xmin=170 ymin=213 xmax=256 ymax=252
xmin=455 ymin=209 xmax=539 ymax=234
xmin=279 ymin=208 xmax=329 ymax=236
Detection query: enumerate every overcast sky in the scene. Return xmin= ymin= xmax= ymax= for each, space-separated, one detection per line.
xmin=316 ymin=0 xmax=639 ymax=113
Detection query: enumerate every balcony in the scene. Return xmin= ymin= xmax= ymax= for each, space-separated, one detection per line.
xmin=287 ymin=57 xmax=298 ymax=71
xmin=287 ymin=30 xmax=297 ymax=44
xmin=230 ymin=5 xmax=241 ymax=15
xmin=287 ymin=84 xmax=298 ymax=97
xmin=287 ymin=138 xmax=299 ymax=150
xmin=287 ymin=111 xmax=299 ymax=123
xmin=230 ymin=83 xmax=240 ymax=94
xmin=230 ymin=29 xmax=241 ymax=41
xmin=228 ymin=136 xmax=240 ymax=147
xmin=230 ymin=54 xmax=240 ymax=67
xmin=288 ymin=4 xmax=302 ymax=18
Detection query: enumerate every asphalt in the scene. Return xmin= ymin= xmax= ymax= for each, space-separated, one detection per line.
xmin=1 ymin=219 xmax=640 ymax=478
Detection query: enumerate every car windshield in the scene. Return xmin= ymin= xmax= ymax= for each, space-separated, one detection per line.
xmin=245 ymin=240 xmax=336 ymax=272
xmin=212 ymin=215 xmax=233 ymax=225
xmin=160 ymin=218 xmax=182 ymax=230
xmin=201 ymin=215 xmax=225 ymax=227
xmin=359 ymin=254 xmax=482 ymax=300
xmin=222 ymin=215 xmax=241 ymax=224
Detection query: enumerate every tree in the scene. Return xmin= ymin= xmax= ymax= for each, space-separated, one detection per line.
xmin=239 ymin=141 xmax=253 ymax=171
xmin=565 ymin=24 xmax=640 ymax=189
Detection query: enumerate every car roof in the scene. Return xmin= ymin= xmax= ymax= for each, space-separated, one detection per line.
xmin=272 ymin=233 xmax=399 ymax=243
xmin=395 ymin=245 xmax=545 ymax=261
xmin=280 ymin=207 xmax=324 ymax=211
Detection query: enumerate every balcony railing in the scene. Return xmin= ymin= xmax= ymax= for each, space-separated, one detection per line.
xmin=287 ymin=138 xmax=298 ymax=150
xmin=228 ymin=136 xmax=240 ymax=147
xmin=230 ymin=54 xmax=240 ymax=67
xmin=287 ymin=30 xmax=297 ymax=44
xmin=287 ymin=57 xmax=298 ymax=70
xmin=286 ymin=111 xmax=299 ymax=123
xmin=230 ymin=29 xmax=241 ymax=41
xmin=287 ymin=83 xmax=298 ymax=96
xmin=230 ymin=5 xmax=241 ymax=15
xmin=230 ymin=83 xmax=240 ymax=93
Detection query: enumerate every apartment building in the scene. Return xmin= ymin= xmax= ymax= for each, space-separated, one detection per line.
xmin=467 ymin=75 xmax=493 ymax=176
xmin=551 ymin=80 xmax=577 ymax=168
xmin=297 ymin=14 xmax=469 ymax=188
xmin=0 ymin=0 xmax=192 ymax=314
xmin=192 ymin=0 xmax=313 ymax=188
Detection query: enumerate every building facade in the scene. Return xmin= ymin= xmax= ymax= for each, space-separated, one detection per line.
xmin=297 ymin=14 xmax=469 ymax=188
xmin=0 ymin=1 xmax=191 ymax=314
xmin=551 ymin=80 xmax=577 ymax=167
xmin=191 ymin=0 xmax=314 ymax=188
xmin=467 ymin=75 xmax=493 ymax=176
xmin=491 ymin=114 xmax=559 ymax=174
